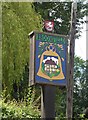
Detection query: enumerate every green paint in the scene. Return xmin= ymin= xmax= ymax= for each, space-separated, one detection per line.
xmin=41 ymin=62 xmax=60 ymax=78
xmin=36 ymin=33 xmax=67 ymax=45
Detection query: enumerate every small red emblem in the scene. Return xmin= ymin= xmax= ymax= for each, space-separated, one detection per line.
xmin=44 ymin=20 xmax=54 ymax=32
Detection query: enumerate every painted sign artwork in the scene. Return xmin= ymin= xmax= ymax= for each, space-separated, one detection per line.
xmin=35 ymin=33 xmax=68 ymax=86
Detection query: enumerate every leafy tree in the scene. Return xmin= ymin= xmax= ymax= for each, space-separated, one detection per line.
xmin=55 ymin=88 xmax=66 ymax=118
xmin=2 ymin=2 xmax=42 ymax=98
xmin=73 ymin=57 xmax=88 ymax=117
xmin=55 ymin=57 xmax=88 ymax=118
xmin=34 ymin=2 xmax=87 ymax=37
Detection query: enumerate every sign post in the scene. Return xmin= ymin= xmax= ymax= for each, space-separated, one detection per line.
xmin=66 ymin=2 xmax=77 ymax=120
xmin=29 ymin=31 xmax=68 ymax=119
xmin=41 ymin=85 xmax=56 ymax=119
xmin=42 ymin=21 xmax=57 ymax=119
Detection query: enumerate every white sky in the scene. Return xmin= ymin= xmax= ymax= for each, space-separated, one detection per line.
xmin=75 ymin=17 xmax=86 ymax=60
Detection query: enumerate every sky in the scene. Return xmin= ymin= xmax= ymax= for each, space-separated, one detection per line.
xmin=75 ymin=17 xmax=86 ymax=60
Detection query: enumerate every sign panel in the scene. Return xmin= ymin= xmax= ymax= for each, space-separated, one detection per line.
xmin=29 ymin=31 xmax=68 ymax=86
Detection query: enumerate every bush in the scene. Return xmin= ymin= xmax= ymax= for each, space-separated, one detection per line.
xmin=0 ymin=98 xmax=40 ymax=119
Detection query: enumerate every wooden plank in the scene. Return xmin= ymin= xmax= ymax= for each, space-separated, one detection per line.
xmin=66 ymin=2 xmax=77 ymax=120
xmin=41 ymin=85 xmax=56 ymax=119
xmin=29 ymin=33 xmax=35 ymax=86
xmin=29 ymin=31 xmax=68 ymax=39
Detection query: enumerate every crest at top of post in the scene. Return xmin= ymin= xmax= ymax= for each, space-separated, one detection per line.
xmin=44 ymin=20 xmax=54 ymax=32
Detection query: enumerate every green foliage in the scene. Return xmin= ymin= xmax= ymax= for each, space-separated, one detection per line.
xmin=73 ymin=56 xmax=87 ymax=117
xmin=2 ymin=2 xmax=88 ymax=119
xmin=55 ymin=88 xmax=66 ymax=118
xmin=0 ymin=98 xmax=40 ymax=119
xmin=2 ymin=2 xmax=42 ymax=96
xmin=0 ymin=42 xmax=2 ymax=95
xmin=79 ymin=114 xmax=88 ymax=120
xmin=55 ymin=56 xmax=88 ymax=118
xmin=34 ymin=2 xmax=87 ymax=37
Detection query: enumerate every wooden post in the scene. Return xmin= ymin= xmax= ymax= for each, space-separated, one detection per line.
xmin=86 ymin=16 xmax=88 ymax=60
xmin=41 ymin=21 xmax=56 ymax=120
xmin=66 ymin=2 xmax=77 ymax=120
xmin=41 ymin=85 xmax=56 ymax=120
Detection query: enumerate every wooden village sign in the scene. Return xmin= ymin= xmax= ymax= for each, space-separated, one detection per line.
xmin=28 ymin=2 xmax=77 ymax=119
xmin=29 ymin=31 xmax=68 ymax=86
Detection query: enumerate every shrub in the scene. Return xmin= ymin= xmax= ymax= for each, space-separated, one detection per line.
xmin=0 ymin=98 xmax=40 ymax=119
